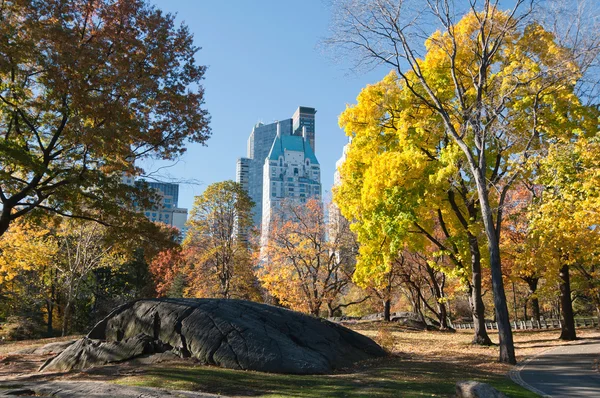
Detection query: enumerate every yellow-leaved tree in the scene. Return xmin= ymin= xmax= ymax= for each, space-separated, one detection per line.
xmin=529 ymin=133 xmax=600 ymax=340
xmin=330 ymin=1 xmax=597 ymax=363
xmin=0 ymin=220 xmax=58 ymax=286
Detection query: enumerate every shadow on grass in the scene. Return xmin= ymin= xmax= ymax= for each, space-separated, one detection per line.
xmin=115 ymin=356 xmax=538 ymax=398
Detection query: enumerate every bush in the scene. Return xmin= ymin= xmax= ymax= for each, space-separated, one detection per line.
xmin=0 ymin=315 xmax=45 ymax=341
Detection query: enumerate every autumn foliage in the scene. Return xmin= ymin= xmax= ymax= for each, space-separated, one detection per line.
xmin=0 ymin=0 xmax=211 ymax=237
xmin=258 ymin=199 xmax=357 ymax=316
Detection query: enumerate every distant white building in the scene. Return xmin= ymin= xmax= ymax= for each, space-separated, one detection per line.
xmin=329 ymin=138 xmax=351 ymax=231
xmin=122 ymin=176 xmax=188 ymax=236
xmin=261 ymin=124 xmax=321 ymax=244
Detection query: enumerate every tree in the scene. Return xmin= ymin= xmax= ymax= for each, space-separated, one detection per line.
xmin=54 ymin=219 xmax=126 ymax=335
xmin=0 ymin=217 xmax=59 ymax=334
xmin=397 ymin=250 xmax=451 ymax=330
xmin=0 ymin=219 xmax=58 ymax=286
xmin=258 ymin=199 xmax=357 ymax=316
xmin=149 ymin=247 xmax=185 ymax=297
xmin=334 ymin=72 xmax=494 ymax=343
xmin=329 ymin=0 xmax=593 ymax=363
xmin=183 ymin=181 xmax=258 ymax=300
xmin=530 ymin=133 xmax=600 ymax=340
xmin=501 ymin=184 xmax=546 ymax=324
xmin=0 ymin=0 xmax=210 ymax=237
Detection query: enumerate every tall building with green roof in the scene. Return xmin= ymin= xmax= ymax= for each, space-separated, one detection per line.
xmin=235 ymin=106 xmax=319 ymax=228
xmin=260 ymin=123 xmax=321 ymax=244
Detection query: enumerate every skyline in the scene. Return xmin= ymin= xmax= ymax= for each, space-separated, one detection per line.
xmin=145 ymin=0 xmax=386 ymax=211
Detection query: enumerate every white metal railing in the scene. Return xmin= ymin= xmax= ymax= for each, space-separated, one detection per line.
xmin=451 ymin=317 xmax=599 ymax=330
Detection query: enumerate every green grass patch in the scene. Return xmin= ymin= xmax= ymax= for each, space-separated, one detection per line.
xmin=113 ymin=356 xmax=538 ymax=397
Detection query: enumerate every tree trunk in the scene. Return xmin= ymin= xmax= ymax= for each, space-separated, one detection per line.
xmin=0 ymin=207 xmax=12 ymax=238
xmin=468 ymin=236 xmax=493 ymax=345
xmin=488 ymin=240 xmax=516 ymax=363
xmin=46 ymin=300 xmax=53 ymax=336
xmin=46 ymin=268 xmax=55 ymax=336
xmin=62 ymin=301 xmax=71 ymax=337
xmin=473 ymin=171 xmax=516 ymax=364
xmin=438 ymin=300 xmax=449 ymax=330
xmin=512 ymin=282 xmax=518 ymax=321
xmin=470 ymin=289 xmax=492 ymax=345
xmin=383 ymin=299 xmax=391 ymax=322
xmin=327 ymin=302 xmax=334 ymax=318
xmin=531 ymin=297 xmax=541 ymax=325
xmin=559 ymin=265 xmax=577 ymax=340
xmin=525 ymin=278 xmax=541 ymax=325
xmin=425 ymin=265 xmax=449 ymax=330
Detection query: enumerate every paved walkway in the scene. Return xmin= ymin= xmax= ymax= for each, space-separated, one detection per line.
xmin=515 ymin=339 xmax=600 ymax=397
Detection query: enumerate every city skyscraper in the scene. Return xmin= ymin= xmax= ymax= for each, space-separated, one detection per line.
xmin=292 ymin=106 xmax=316 ymax=152
xmin=122 ymin=176 xmax=189 ymax=235
xmin=143 ymin=182 xmax=188 ymax=233
xmin=261 ymin=125 xmax=321 ymax=244
xmin=236 ymin=106 xmax=317 ymax=226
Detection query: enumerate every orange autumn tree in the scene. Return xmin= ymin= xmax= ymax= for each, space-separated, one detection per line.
xmin=0 ymin=0 xmax=211 ymax=237
xmin=149 ymin=247 xmax=186 ymax=297
xmin=501 ymin=184 xmax=547 ymax=324
xmin=258 ymin=199 xmax=356 ymax=316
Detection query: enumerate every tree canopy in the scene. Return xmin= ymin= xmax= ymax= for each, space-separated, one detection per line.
xmin=331 ymin=0 xmax=598 ymax=363
xmin=0 ymin=0 xmax=210 ymax=236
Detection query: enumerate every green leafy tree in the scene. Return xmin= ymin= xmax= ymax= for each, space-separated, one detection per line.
xmin=0 ymin=0 xmax=210 ymax=237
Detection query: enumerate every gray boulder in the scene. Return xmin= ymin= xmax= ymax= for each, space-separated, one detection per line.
xmin=41 ymin=298 xmax=386 ymax=374
xmin=40 ymin=333 xmax=156 ymax=372
xmin=456 ymin=381 xmax=507 ymax=398
xmin=390 ymin=312 xmax=438 ymax=330
xmin=12 ymin=340 xmax=76 ymax=355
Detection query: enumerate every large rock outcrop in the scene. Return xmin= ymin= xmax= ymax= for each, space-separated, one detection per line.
xmin=40 ymin=298 xmax=386 ymax=374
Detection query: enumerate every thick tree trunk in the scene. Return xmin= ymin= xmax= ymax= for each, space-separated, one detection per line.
xmin=470 ymin=288 xmax=492 ymax=345
xmin=559 ymin=265 xmax=577 ymax=340
xmin=488 ymin=239 xmax=516 ymax=363
xmin=525 ymin=278 xmax=541 ymax=325
xmin=474 ymin=175 xmax=515 ymax=363
xmin=0 ymin=207 xmax=11 ymax=238
xmin=531 ymin=297 xmax=541 ymax=325
xmin=383 ymin=299 xmax=391 ymax=322
xmin=468 ymin=236 xmax=493 ymax=345
xmin=424 ymin=264 xmax=450 ymax=329
xmin=474 ymin=171 xmax=516 ymax=364
xmin=438 ymin=301 xmax=449 ymax=330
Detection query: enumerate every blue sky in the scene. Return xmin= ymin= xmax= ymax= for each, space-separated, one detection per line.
xmin=147 ymin=0 xmax=385 ymax=210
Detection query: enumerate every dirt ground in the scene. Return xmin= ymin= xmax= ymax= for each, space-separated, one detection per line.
xmin=1 ymin=325 xmax=598 ymax=391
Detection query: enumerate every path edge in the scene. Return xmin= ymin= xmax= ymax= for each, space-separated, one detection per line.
xmin=508 ymin=338 xmax=591 ymax=398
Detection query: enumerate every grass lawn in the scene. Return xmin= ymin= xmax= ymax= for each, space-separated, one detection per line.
xmin=112 ymin=324 xmax=593 ymax=397
xmin=114 ymin=357 xmax=535 ymax=397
